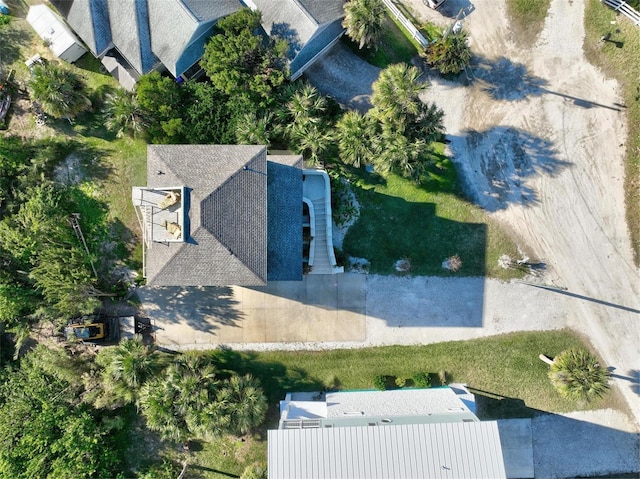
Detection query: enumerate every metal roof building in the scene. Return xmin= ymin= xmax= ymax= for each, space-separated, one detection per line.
xmin=268 ymin=421 xmax=507 ymax=479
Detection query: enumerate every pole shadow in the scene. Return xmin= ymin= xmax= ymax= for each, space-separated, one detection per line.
xmin=470 ymin=56 xmax=625 ymax=112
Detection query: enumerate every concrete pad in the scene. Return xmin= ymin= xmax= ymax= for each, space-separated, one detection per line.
xmin=141 ymin=274 xmax=367 ymax=348
xmin=337 ymin=273 xmax=367 ymax=309
xmin=532 ymin=409 xmax=639 ymax=478
xmin=498 ymin=419 xmax=534 ymax=479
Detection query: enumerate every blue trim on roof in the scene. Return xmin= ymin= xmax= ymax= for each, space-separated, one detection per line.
xmin=267 ymin=161 xmax=303 ymax=281
xmin=174 ymin=22 xmax=216 ymax=77
xmin=135 ymin=0 xmax=158 ymax=73
xmin=289 ymin=19 xmax=345 ymax=76
xmin=90 ymin=0 xmax=112 ymax=54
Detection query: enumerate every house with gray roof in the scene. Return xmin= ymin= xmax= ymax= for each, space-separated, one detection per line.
xmin=50 ymin=0 xmax=345 ymax=88
xmin=132 ymin=144 xmax=343 ymax=287
xmin=268 ymin=386 xmax=514 ymax=479
xmin=249 ymin=0 xmax=346 ymax=80
xmin=132 ymin=145 xmax=305 ymax=286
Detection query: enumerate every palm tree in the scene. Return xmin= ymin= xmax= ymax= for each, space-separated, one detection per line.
xmin=375 ymin=127 xmax=432 ymax=182
xmin=139 ymin=354 xmax=220 ymax=441
xmin=28 ymin=63 xmax=91 ymax=120
xmin=103 ymin=89 xmax=147 ymax=138
xmin=285 ymin=83 xmax=326 ymax=126
xmin=294 ymin=123 xmax=334 ymax=167
xmin=548 ymin=349 xmax=610 ymax=403
xmin=284 ymin=84 xmax=332 ymax=165
xmin=343 ymin=0 xmax=386 ymax=49
xmin=236 ymin=111 xmax=274 ymax=146
xmin=410 ymin=102 xmax=446 ymax=143
xmin=371 ymin=63 xmax=427 ymax=126
xmin=424 ymin=31 xmax=472 ymax=75
xmin=336 ymin=110 xmax=378 ymax=168
xmin=215 ymin=374 xmax=267 ymax=436
xmin=96 ymin=335 xmax=161 ymax=405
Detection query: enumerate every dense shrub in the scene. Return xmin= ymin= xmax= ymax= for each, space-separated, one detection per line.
xmin=412 ymin=372 xmax=432 ymax=388
xmin=373 ymin=374 xmax=387 ymax=390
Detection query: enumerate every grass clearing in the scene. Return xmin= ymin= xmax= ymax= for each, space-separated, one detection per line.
xmin=345 ymin=11 xmax=419 ymax=67
xmin=156 ymin=330 xmax=620 ymax=476
xmin=505 ymin=0 xmax=552 ymax=44
xmin=341 ymin=146 xmax=523 ymax=279
xmin=583 ymin=0 xmax=640 ymax=265
xmin=245 ymin=330 xmax=618 ymax=416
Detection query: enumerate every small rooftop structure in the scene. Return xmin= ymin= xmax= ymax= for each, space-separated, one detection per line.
xmin=279 ymin=386 xmax=478 ymax=429
xmin=26 ymin=4 xmax=87 ymax=63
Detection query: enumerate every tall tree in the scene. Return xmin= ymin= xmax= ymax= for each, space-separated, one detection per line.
xmin=138 ymin=354 xmax=267 ymax=442
xmin=423 ymin=31 xmax=472 ymax=75
xmin=371 ymin=63 xmax=427 ymax=126
xmin=94 ymin=335 xmax=162 ymax=406
xmin=135 ymin=71 xmax=185 ymax=143
xmin=28 ymin=63 xmax=91 ymax=120
xmin=102 ymin=88 xmax=147 ymax=138
xmin=201 ymin=9 xmax=289 ymax=106
xmin=336 ymin=110 xmax=378 ymax=168
xmin=343 ymin=0 xmax=387 ymax=49
xmin=0 ymin=347 xmax=125 ymax=478
xmin=283 ymin=84 xmax=333 ymax=165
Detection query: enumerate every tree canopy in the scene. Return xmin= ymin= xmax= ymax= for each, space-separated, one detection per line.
xmin=423 ymin=31 xmax=472 ymax=75
xmin=138 ymin=354 xmax=267 ymax=441
xmin=201 ymin=8 xmax=289 ymax=107
xmin=343 ymin=0 xmax=387 ymax=50
xmin=28 ymin=62 xmax=91 ymax=119
xmin=0 ymin=347 xmax=126 ymax=478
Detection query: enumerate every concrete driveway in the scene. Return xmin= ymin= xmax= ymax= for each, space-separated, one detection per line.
xmin=138 ymin=274 xmax=367 ymax=349
xmin=139 ymin=274 xmax=571 ymax=351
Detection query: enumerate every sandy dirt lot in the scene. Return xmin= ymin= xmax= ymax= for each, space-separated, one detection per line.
xmin=400 ymin=0 xmax=640 ymax=425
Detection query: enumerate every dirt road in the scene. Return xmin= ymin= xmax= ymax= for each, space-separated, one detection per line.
xmin=402 ymin=0 xmax=640 ymax=425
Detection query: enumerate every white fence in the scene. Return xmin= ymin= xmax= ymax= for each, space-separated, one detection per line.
xmin=382 ymin=0 xmax=429 ymax=48
xmin=602 ymin=0 xmax=640 ymax=26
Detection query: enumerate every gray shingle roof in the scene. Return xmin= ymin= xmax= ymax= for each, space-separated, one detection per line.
xmin=253 ymin=0 xmax=345 ymax=78
xmin=145 ymin=145 xmax=268 ymax=286
xmin=148 ymin=0 xmax=241 ymax=77
xmin=297 ymin=0 xmax=345 ymax=25
xmin=51 ymin=0 xmax=112 ymax=56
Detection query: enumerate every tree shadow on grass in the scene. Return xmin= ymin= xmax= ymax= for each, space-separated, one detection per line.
xmin=343 ymin=186 xmax=487 ymax=277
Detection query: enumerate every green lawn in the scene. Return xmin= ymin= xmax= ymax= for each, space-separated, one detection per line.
xmin=340 ymin=149 xmax=523 ymax=279
xmin=152 ymin=329 xmax=617 ymax=478
xmin=344 ymin=11 xmax=419 ymax=68
xmin=505 ymin=0 xmax=552 ymax=42
xmin=247 ymin=330 xmax=616 ymax=417
xmin=584 ymin=0 xmax=640 ymax=266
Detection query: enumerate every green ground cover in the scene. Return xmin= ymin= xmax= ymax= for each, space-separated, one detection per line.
xmin=344 ymin=11 xmax=419 ymax=67
xmin=171 ymin=330 xmax=619 ymax=478
xmin=341 ymin=148 xmax=523 ymax=279
xmin=244 ymin=330 xmax=615 ymax=418
xmin=505 ymin=0 xmax=552 ymax=42
xmin=583 ymin=0 xmax=640 ymax=265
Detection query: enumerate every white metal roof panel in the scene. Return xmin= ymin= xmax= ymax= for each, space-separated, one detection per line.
xmin=268 ymin=421 xmax=507 ymax=479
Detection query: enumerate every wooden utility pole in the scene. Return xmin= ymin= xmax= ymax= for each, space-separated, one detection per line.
xmin=69 ymin=213 xmax=98 ymax=278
